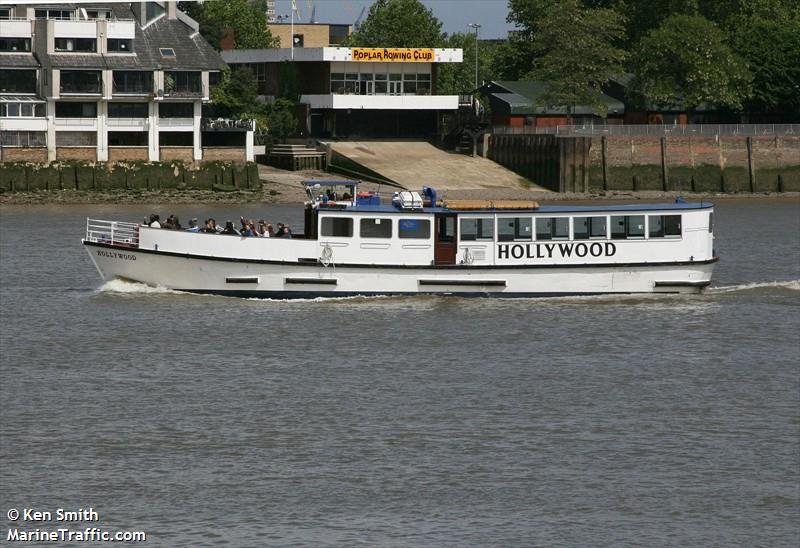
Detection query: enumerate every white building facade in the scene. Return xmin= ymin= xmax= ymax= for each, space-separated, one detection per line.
xmin=222 ymin=47 xmax=464 ymax=138
xmin=0 ymin=1 xmax=254 ymax=164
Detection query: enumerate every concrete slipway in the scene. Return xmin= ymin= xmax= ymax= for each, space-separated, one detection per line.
xmin=327 ymin=141 xmax=551 ymax=193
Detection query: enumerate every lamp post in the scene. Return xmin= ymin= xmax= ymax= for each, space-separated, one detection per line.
xmin=467 ymin=23 xmax=481 ymax=91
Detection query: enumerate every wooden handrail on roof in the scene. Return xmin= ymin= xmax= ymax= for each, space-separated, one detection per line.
xmin=440 ymin=199 xmax=540 ymax=210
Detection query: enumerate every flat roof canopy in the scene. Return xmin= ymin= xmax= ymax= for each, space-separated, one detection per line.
xmin=222 ymin=47 xmax=463 ymax=64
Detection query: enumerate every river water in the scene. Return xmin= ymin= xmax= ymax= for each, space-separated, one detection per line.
xmin=1 ymin=199 xmax=798 ymax=547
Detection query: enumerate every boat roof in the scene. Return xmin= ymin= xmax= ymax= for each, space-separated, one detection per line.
xmin=303 ymin=179 xmax=358 ymax=187
xmin=322 ymin=202 xmax=714 ymax=214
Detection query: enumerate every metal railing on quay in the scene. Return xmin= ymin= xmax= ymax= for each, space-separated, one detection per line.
xmin=85 ymin=218 xmax=139 ymax=248
xmin=492 ymin=124 xmax=800 ymax=137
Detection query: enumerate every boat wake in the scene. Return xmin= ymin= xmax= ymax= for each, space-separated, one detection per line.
xmin=707 ymin=280 xmax=800 ymax=294
xmin=96 ymin=278 xmax=180 ymax=295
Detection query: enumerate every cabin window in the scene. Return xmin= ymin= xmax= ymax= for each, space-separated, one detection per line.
xmin=460 ymin=218 xmax=494 ymax=241
xmin=573 ymin=216 xmax=607 ymax=239
xmin=498 ymin=217 xmax=532 ymax=241
xmin=321 ymin=217 xmax=353 ymax=237
xmin=398 ymin=219 xmax=430 ymax=239
xmin=709 ymin=212 xmax=713 ymax=233
xmin=648 ymin=215 xmax=681 ymax=238
xmin=536 ymin=217 xmax=569 ymax=240
xmin=611 ymin=215 xmax=645 ymax=239
xmin=360 ymin=218 xmax=392 ymax=238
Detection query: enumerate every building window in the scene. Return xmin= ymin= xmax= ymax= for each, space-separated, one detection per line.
xmin=611 ymin=215 xmax=646 ymax=239
xmin=330 ymin=72 xmax=359 ymax=95
xmin=54 ymin=38 xmax=97 ymax=52
xmin=648 ymin=215 xmax=681 ymax=238
xmin=460 ymin=218 xmax=494 ymax=241
xmin=55 ymin=101 xmax=97 ymax=118
xmin=360 ymin=218 xmax=392 ymax=238
xmin=60 ymin=70 xmax=102 ymax=94
xmin=0 ymin=38 xmax=31 ymax=52
xmin=159 ymin=47 xmax=175 ymax=58
xmin=108 ymin=38 xmax=133 ymax=52
xmin=535 ymin=217 xmax=569 ymax=240
xmin=292 ymin=34 xmax=304 ymax=47
xmin=147 ymin=2 xmax=165 ymax=21
xmin=35 ymin=9 xmax=74 ymax=19
xmin=108 ymin=102 xmax=148 ymax=118
xmin=1 ymin=131 xmax=46 ymax=147
xmin=398 ymin=219 xmax=430 ymax=239
xmin=0 ymin=70 xmax=37 ymax=94
xmin=573 ymin=216 xmax=607 ymax=239
xmin=160 ymin=132 xmax=193 ymax=146
xmin=498 ymin=217 xmax=533 ymax=241
xmin=159 ymin=102 xmax=194 ymax=118
xmin=56 ymin=131 xmax=96 ymax=146
xmin=1 ymin=103 xmax=45 ymax=117
xmin=0 ymin=8 xmax=11 ymax=20
xmin=108 ymin=132 xmax=148 ymax=146
xmin=321 ymin=217 xmax=353 ymax=237
xmin=164 ymin=71 xmax=201 ymax=94
xmin=113 ymin=71 xmax=153 ymax=94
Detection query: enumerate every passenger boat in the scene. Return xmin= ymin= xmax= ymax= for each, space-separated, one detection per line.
xmin=82 ymin=180 xmax=717 ymax=298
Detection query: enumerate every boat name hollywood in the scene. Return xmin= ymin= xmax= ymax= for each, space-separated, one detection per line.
xmin=498 ymin=242 xmax=617 ymax=260
xmin=97 ymin=250 xmax=137 ymax=261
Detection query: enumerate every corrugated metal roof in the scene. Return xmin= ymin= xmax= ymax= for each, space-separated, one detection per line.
xmin=488 ymin=81 xmax=625 ymax=116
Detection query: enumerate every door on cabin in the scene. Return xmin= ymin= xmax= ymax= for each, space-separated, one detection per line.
xmin=434 ymin=214 xmax=457 ymax=265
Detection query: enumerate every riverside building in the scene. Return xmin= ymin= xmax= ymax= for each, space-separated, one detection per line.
xmin=0 ymin=1 xmax=254 ymax=164
xmin=222 ymin=47 xmax=463 ymax=138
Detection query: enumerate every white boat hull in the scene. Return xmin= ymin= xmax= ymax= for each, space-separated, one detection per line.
xmin=84 ymin=241 xmax=716 ymax=297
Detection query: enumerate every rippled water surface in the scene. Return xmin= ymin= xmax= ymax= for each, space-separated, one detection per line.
xmin=1 ymin=200 xmax=799 ymax=547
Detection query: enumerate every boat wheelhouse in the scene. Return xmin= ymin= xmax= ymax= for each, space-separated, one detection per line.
xmin=83 ymin=180 xmax=717 ymax=297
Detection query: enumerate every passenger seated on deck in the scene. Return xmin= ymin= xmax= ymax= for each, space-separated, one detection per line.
xmin=148 ymin=214 xmax=161 ymax=228
xmin=163 ymin=215 xmax=181 ymax=230
xmin=281 ymin=225 xmax=293 ymax=239
xmin=186 ymin=218 xmax=200 ymax=232
xmin=201 ymin=218 xmax=217 ymax=234
xmin=342 ymin=192 xmax=352 ymax=201
xmin=222 ymin=221 xmax=240 ymax=236
xmin=241 ymin=222 xmax=257 ymax=237
xmin=274 ymin=223 xmax=286 ymax=238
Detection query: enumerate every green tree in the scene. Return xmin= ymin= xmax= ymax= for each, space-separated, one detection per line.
xmin=522 ymin=0 xmax=628 ymax=115
xmin=345 ymin=0 xmax=445 ymax=47
xmin=179 ymin=0 xmax=277 ymax=50
xmin=436 ymin=32 xmax=498 ymax=94
xmin=631 ymin=14 xmax=752 ymax=110
xmin=209 ymin=67 xmax=298 ymax=144
xmin=731 ymin=15 xmax=800 ymax=117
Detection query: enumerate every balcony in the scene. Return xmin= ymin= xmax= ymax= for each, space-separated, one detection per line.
xmin=60 ymin=70 xmax=102 ymax=95
xmin=300 ymin=94 xmax=459 ymax=111
xmin=163 ymin=71 xmax=202 ymax=98
xmin=0 ymin=20 xmax=33 ymax=39
xmin=53 ymin=20 xmax=96 ymax=39
xmin=113 ymin=72 xmax=153 ymax=96
xmin=0 ymin=70 xmax=37 ymax=94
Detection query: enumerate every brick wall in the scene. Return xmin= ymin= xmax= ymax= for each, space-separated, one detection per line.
xmin=1 ymin=148 xmax=48 ymax=163
xmin=56 ymin=147 xmax=97 ymax=162
xmin=203 ymin=147 xmax=245 ymax=163
xmin=108 ymin=147 xmax=149 ymax=162
xmin=160 ymin=147 xmax=194 ymax=163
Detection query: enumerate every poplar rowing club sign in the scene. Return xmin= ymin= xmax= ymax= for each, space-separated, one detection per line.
xmin=351 ymin=48 xmax=435 ymax=62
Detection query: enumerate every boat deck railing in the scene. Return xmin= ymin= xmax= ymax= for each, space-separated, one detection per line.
xmin=85 ymin=218 xmax=140 ymax=248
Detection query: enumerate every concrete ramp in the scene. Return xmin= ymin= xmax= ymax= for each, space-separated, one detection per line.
xmin=328 ymin=141 xmax=551 ymax=192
